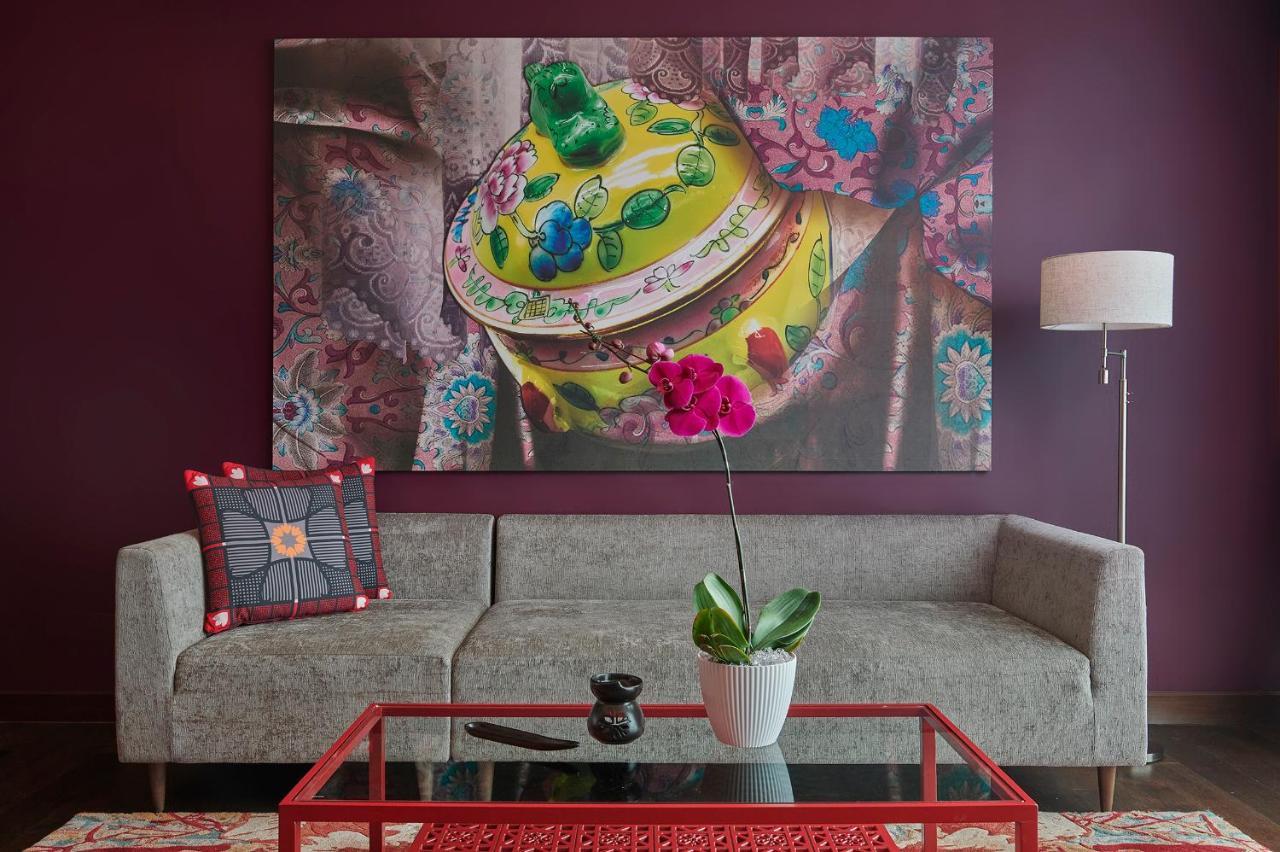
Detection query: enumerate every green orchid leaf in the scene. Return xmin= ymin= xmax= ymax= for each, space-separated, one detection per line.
xmin=694 ymin=572 xmax=744 ymax=631
xmin=693 ymin=606 xmax=750 ymax=664
xmin=751 ymin=590 xmax=821 ymax=651
xmin=713 ymin=643 xmax=752 ymax=664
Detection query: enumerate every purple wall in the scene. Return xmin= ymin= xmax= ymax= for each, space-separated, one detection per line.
xmin=3 ymin=0 xmax=1277 ymax=703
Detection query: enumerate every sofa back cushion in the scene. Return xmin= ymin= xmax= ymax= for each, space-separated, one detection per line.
xmin=495 ymin=514 xmax=1002 ymax=602
xmin=378 ymin=513 xmax=494 ymax=603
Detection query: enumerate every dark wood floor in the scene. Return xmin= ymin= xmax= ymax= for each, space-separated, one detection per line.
xmin=2 ymin=722 xmax=1277 ymax=851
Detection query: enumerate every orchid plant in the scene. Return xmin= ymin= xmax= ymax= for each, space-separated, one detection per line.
xmin=568 ymin=302 xmax=822 ymax=666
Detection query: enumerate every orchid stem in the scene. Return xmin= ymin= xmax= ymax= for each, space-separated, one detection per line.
xmin=714 ymin=428 xmax=750 ymax=639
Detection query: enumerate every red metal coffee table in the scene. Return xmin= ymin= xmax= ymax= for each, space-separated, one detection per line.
xmin=279 ymin=703 xmax=1037 ymax=851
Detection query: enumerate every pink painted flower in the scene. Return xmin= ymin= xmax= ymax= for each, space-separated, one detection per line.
xmin=667 ymin=386 xmax=723 ymax=437
xmin=453 ymin=243 xmax=471 ymax=272
xmin=622 ymin=80 xmax=705 ymax=112
xmin=477 ymin=140 xmax=536 ymax=234
xmin=623 ymin=80 xmax=669 ymax=105
xmin=643 ymin=260 xmax=694 ymax=294
xmin=714 ymin=375 xmax=757 ymax=436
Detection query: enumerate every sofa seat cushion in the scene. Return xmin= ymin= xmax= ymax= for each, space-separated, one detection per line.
xmin=171 ymin=599 xmax=484 ymax=762
xmin=451 ymin=600 xmax=1095 ymax=766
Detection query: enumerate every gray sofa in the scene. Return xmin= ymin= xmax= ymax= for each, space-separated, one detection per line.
xmin=116 ymin=513 xmax=1146 ymax=809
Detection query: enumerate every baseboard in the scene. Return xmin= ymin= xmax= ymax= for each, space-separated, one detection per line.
xmin=1148 ymin=691 xmax=1280 ymax=726
xmin=2 ymin=690 xmax=1276 ymax=725
xmin=0 ymin=692 xmax=113 ymax=723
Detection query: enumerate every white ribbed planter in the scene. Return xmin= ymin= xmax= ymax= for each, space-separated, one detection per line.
xmin=697 ymin=652 xmax=797 ymax=747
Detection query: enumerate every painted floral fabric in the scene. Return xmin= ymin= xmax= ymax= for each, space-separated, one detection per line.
xmin=272 ymin=37 xmax=992 ymax=471
xmin=31 ymin=811 xmax=1270 ymax=851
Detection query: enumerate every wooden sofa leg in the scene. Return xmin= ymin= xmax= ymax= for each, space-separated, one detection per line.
xmin=1097 ymin=766 xmax=1116 ymax=811
xmin=149 ymin=762 xmax=167 ymax=812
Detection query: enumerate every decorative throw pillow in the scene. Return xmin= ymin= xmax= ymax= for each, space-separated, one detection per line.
xmin=221 ymin=457 xmax=391 ymax=599
xmin=185 ymin=468 xmax=368 ymax=634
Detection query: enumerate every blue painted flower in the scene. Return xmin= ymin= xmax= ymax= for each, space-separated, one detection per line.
xmin=323 ymin=166 xmax=383 ymax=216
xmin=814 ymin=107 xmax=877 ymax=160
xmin=871 ymin=179 xmax=917 ymax=209
xmin=918 ymin=191 xmax=941 ymax=218
xmin=529 ymin=201 xmax=592 ymax=282
xmin=272 ymin=350 xmax=345 ymax=468
xmin=440 ymin=374 xmax=496 ymax=445
xmin=451 ymin=190 xmax=477 ymax=243
xmin=935 ymin=329 xmax=992 ymax=435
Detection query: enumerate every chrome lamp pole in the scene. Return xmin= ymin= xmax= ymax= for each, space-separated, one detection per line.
xmin=1040 ymin=251 xmax=1174 ymax=768
xmin=1099 ymin=324 xmax=1129 ymax=545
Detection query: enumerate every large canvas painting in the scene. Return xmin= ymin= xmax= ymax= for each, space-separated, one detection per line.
xmin=272 ymin=37 xmax=992 ymax=471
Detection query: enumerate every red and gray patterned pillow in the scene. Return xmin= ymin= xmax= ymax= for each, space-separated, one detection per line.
xmin=221 ymin=457 xmax=391 ymax=600
xmin=185 ymin=468 xmax=368 ymax=633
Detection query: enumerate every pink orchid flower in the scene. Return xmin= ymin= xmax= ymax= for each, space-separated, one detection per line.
xmin=667 ymin=386 xmax=723 ymax=437
xmin=677 ymin=354 xmax=723 ymax=394
xmin=647 ymin=353 xmax=756 ymax=438
xmin=714 ymin=374 xmax=757 ymax=436
xmin=646 ymin=341 xmax=675 ymax=361
xmin=649 ymin=360 xmax=694 ymax=409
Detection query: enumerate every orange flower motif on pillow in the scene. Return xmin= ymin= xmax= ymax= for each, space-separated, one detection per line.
xmin=270 ymin=523 xmax=307 ymax=558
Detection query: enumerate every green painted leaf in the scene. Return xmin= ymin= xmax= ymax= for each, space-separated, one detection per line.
xmin=808 ymin=236 xmax=828 ymax=299
xmin=489 ymin=226 xmax=509 ymax=268
xmin=704 ymin=124 xmax=740 ymax=146
xmin=676 ymin=144 xmax=716 ymax=187
xmin=648 ymin=117 xmax=693 ymax=135
xmin=784 ymin=324 xmax=812 ymax=353
xmin=694 ymin=572 xmax=744 ymax=632
xmin=621 ymin=188 xmax=671 ymax=230
xmin=705 ymin=101 xmax=733 ymax=121
xmin=555 ymin=381 xmax=598 ymax=411
xmin=574 ymin=175 xmax=609 ymax=220
xmin=751 ymin=590 xmax=821 ymax=651
xmin=627 ymin=101 xmax=658 ymax=125
xmin=524 ymin=173 xmax=559 ymax=202
xmin=597 ymin=230 xmax=623 ymax=271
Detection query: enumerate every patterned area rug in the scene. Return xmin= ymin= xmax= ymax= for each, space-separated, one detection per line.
xmin=28 ymin=811 xmax=1269 ymax=851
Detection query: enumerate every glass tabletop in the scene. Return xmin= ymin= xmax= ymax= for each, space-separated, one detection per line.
xmin=289 ymin=703 xmax=1030 ymax=807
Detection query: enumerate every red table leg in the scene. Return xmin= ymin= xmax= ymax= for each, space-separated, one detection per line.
xmin=277 ymin=811 xmax=299 ymax=852
xmin=1016 ymin=817 xmax=1037 ymax=851
xmin=921 ymin=719 xmax=937 ymax=852
xmin=370 ymin=719 xmax=385 ymax=852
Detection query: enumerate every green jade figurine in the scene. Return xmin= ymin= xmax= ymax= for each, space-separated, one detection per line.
xmin=524 ymin=61 xmax=624 ymax=168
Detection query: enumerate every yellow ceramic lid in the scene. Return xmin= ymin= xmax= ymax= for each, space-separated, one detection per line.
xmin=444 ymin=62 xmax=790 ymax=337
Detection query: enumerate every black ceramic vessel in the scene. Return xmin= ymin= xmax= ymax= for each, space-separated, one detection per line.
xmin=586 ymin=673 xmax=645 ymax=744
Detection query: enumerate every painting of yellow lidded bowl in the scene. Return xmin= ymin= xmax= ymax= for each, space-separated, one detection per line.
xmin=444 ymin=61 xmax=831 ymax=440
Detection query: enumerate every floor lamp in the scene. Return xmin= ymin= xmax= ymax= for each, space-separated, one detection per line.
xmin=1040 ymin=250 xmax=1174 ymax=765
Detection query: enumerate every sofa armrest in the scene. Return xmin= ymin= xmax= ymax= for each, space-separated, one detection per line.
xmin=993 ymin=515 xmax=1147 ymax=764
xmin=115 ymin=531 xmax=206 ymax=763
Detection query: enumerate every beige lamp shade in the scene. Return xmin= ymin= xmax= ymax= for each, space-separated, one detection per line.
xmin=1040 ymin=250 xmax=1174 ymax=330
